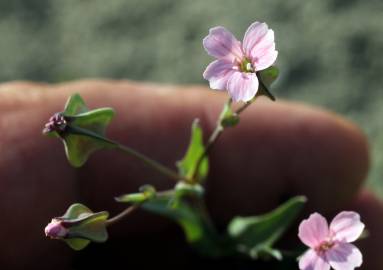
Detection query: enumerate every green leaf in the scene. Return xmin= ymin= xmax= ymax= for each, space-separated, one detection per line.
xmin=141 ymin=193 xmax=222 ymax=256
xmin=115 ymin=185 xmax=156 ymax=203
xmin=143 ymin=195 xmax=203 ymax=242
xmin=175 ymin=182 xmax=204 ymax=197
xmin=228 ymin=196 xmax=306 ymax=259
xmin=115 ymin=193 xmax=148 ymax=203
xmin=220 ymin=101 xmax=239 ymax=128
xmin=71 ymin=108 xmax=115 ymax=135
xmin=63 ymin=108 xmax=116 ymax=167
xmin=68 ymin=211 xmax=109 ymax=243
xmin=64 ymin=238 xmax=90 ymax=251
xmin=259 ymin=66 xmax=279 ymax=87
xmin=52 ymin=94 xmax=116 ymax=167
xmin=250 ymin=246 xmax=282 ymax=261
xmin=44 ymin=94 xmax=116 ymax=167
xmin=176 ymin=119 xmax=209 ymax=182
xmin=64 ymin=93 xmax=88 ymax=116
xmin=62 ymin=203 xmax=93 ymax=219
xmin=257 ymin=66 xmax=279 ymax=101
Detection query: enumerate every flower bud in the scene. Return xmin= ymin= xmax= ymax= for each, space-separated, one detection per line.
xmin=44 ymin=203 xmax=109 ymax=250
xmin=44 ymin=219 xmax=69 ymax=239
xmin=42 ymin=113 xmax=68 ymax=135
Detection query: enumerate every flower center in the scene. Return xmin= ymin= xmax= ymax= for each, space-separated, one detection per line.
xmin=239 ymin=58 xmax=255 ymax=73
xmin=316 ymin=241 xmax=335 ymax=253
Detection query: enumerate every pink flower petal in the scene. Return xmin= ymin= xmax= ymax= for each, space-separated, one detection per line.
xmin=227 ymin=71 xmax=259 ymax=102
xmin=242 ymin=22 xmax=269 ymax=57
xmin=326 ymin=243 xmax=363 ymax=270
xmin=203 ymin=60 xmax=235 ymax=90
xmin=298 ymin=213 xmax=329 ymax=249
xmin=249 ymin=29 xmax=275 ymax=58
xmin=253 ymin=48 xmax=278 ymax=71
xmin=203 ymin=26 xmax=243 ymax=61
xmin=330 ymin=211 xmax=365 ymax=243
xmin=299 ymin=249 xmax=330 ymax=270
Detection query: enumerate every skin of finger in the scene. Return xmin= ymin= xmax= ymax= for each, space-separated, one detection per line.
xmin=348 ymin=190 xmax=383 ymax=270
xmin=0 ymin=80 xmax=370 ymax=268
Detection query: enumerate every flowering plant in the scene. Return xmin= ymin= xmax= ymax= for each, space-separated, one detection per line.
xmin=44 ymin=21 xmax=365 ymax=270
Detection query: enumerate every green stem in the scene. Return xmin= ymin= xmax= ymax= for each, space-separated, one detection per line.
xmin=69 ymin=126 xmax=185 ymax=182
xmin=116 ymin=144 xmax=184 ymax=182
xmin=235 ymin=99 xmax=254 ymax=114
xmin=191 ymin=96 xmax=257 ymax=181
xmin=106 ymin=189 xmax=175 ymax=226
xmin=105 ymin=204 xmax=139 ymax=226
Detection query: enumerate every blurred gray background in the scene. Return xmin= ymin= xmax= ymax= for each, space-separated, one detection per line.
xmin=0 ymin=0 xmax=382 ymax=196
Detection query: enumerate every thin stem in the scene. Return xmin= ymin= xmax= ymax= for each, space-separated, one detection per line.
xmin=192 ymin=97 xmax=257 ymax=181
xmin=235 ymin=99 xmax=254 ymax=114
xmin=68 ymin=126 xmax=185 ymax=182
xmin=116 ymin=144 xmax=184 ymax=182
xmin=106 ymin=204 xmax=139 ymax=226
xmin=106 ymin=189 xmax=174 ymax=226
xmin=190 ymin=99 xmax=229 ymax=181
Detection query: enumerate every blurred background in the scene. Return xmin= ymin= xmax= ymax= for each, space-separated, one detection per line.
xmin=0 ymin=0 xmax=382 ymax=197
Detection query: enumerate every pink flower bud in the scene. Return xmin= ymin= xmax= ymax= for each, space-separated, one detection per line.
xmin=44 ymin=219 xmax=68 ymax=239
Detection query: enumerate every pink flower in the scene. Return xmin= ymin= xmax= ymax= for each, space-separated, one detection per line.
xmin=298 ymin=212 xmax=365 ymax=270
xmin=203 ymin=22 xmax=278 ymax=102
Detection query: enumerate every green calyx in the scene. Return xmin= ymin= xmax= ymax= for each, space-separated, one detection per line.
xmin=48 ymin=203 xmax=109 ymax=250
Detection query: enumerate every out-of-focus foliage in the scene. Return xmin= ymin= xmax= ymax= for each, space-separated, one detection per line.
xmin=0 ymin=0 xmax=382 ymax=195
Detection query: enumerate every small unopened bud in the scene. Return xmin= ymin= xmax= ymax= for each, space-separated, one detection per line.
xmin=44 ymin=219 xmax=69 ymax=239
xmin=44 ymin=203 xmax=109 ymax=250
xmin=43 ymin=113 xmax=68 ymax=135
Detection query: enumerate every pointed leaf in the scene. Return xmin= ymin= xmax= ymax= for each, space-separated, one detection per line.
xmin=256 ymin=66 xmax=279 ymax=101
xmin=62 ymin=203 xmax=93 ymax=220
xmin=64 ymin=93 xmax=88 ymax=116
xmin=44 ymin=94 xmax=116 ymax=167
xmin=116 ymin=185 xmax=156 ymax=203
xmin=142 ymin=193 xmax=222 ymax=256
xmin=176 ymin=119 xmax=209 ymax=182
xmin=228 ymin=196 xmax=306 ymax=257
xmin=68 ymin=211 xmax=109 ymax=243
xmin=71 ymin=108 xmax=115 ymax=135
xmin=250 ymin=246 xmax=282 ymax=261
xmin=63 ymin=134 xmax=106 ymax=167
xmin=143 ymin=195 xmax=203 ymax=242
xmin=175 ymin=182 xmax=204 ymax=197
xmin=116 ymin=193 xmax=148 ymax=203
xmin=63 ymin=108 xmax=115 ymax=167
xmin=259 ymin=66 xmax=279 ymax=87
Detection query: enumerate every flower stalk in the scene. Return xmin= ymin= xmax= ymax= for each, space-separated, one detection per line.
xmin=68 ymin=125 xmax=185 ymax=182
